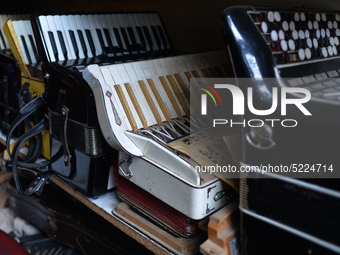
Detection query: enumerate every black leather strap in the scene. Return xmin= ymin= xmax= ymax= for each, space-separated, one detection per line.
xmin=6 ymin=95 xmax=51 ymax=196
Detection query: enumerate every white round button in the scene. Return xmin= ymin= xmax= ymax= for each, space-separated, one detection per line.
xmin=306 ymin=38 xmax=313 ymax=48
xmin=315 ymin=13 xmax=321 ymax=21
xmin=321 ymin=28 xmax=326 ymax=38
xmin=328 ymin=21 xmax=333 ymax=29
xmin=333 ymin=45 xmax=338 ymax=55
xmin=300 ymin=13 xmax=306 ymax=21
xmin=316 ymin=29 xmax=321 ymax=39
xmin=330 ymin=37 xmax=335 ymax=46
xmin=261 ymin=22 xmax=268 ymax=33
xmin=313 ymin=38 xmax=319 ymax=48
xmin=334 ymin=37 xmax=339 ymax=45
xmin=288 ymin=39 xmax=296 ymax=51
xmin=313 ymin=21 xmax=319 ymax=30
xmin=282 ymin=21 xmax=289 ymax=31
xmin=305 ymin=48 xmax=312 ymax=59
xmin=280 ymin=40 xmax=288 ymax=51
xmin=274 ymin=12 xmax=281 ymax=22
xmin=322 ymin=47 xmax=328 ymax=57
xmin=294 ymin=12 xmax=300 ymax=22
xmin=336 ymin=14 xmax=340 ymax=21
xmin=321 ymin=13 xmax=327 ymax=22
xmin=271 ymin=30 xmax=278 ymax=41
xmin=298 ymin=30 xmax=305 ymax=39
xmin=336 ymin=28 xmax=340 ymax=36
xmin=334 ymin=21 xmax=338 ymax=29
xmin=305 ymin=30 xmax=310 ymax=38
xmin=308 ymin=21 xmax=313 ymax=30
xmin=289 ymin=21 xmax=296 ymax=31
xmin=267 ymin=11 xmax=275 ymax=22
xmin=298 ymin=48 xmax=305 ymax=60
xmin=328 ymin=45 xmax=334 ymax=56
xmin=292 ymin=30 xmax=299 ymax=40
xmin=326 ymin=29 xmax=331 ymax=38
xmin=278 ymin=30 xmax=285 ymax=40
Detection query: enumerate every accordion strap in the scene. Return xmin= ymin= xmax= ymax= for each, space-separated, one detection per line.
xmin=5 ymin=95 xmax=51 ymax=196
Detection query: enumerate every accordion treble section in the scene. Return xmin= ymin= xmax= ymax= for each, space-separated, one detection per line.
xmin=30 ymin=12 xmax=175 ymax=197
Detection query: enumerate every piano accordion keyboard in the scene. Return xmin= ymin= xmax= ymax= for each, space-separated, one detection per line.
xmin=36 ymin=13 xmax=172 ymax=64
xmin=87 ymin=50 xmax=229 ymax=146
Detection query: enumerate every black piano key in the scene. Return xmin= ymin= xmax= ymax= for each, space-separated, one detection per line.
xmin=57 ymin=31 xmax=68 ymax=60
xmin=28 ymin=35 xmax=40 ymax=63
xmin=136 ymin=27 xmax=147 ymax=49
xmin=77 ymin=30 xmax=88 ymax=58
xmin=95 ymin=29 xmax=106 ymax=54
xmin=151 ymin=26 xmax=162 ymax=49
xmin=142 ymin=26 xmax=153 ymax=51
xmin=48 ymin=31 xmax=59 ymax=61
xmin=69 ymin=30 xmax=79 ymax=59
xmin=113 ymin=28 xmax=124 ymax=49
xmin=0 ymin=31 xmax=6 ymax=50
xmin=120 ymin=27 xmax=131 ymax=48
xmin=127 ymin=27 xmax=137 ymax=45
xmin=103 ymin=28 xmax=114 ymax=49
xmin=20 ymin=35 xmax=32 ymax=65
xmin=85 ymin=29 xmax=96 ymax=56
xmin=157 ymin=25 xmax=168 ymax=49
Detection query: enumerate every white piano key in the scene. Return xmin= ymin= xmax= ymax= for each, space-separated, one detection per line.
xmin=151 ymin=13 xmax=170 ymax=50
xmin=103 ymin=65 xmax=133 ymax=130
xmin=139 ymin=14 xmax=159 ymax=51
xmin=113 ymin=63 xmax=144 ymax=129
xmin=166 ymin=56 xmax=190 ymax=91
xmin=124 ymin=62 xmax=157 ymax=126
xmin=61 ymin=15 xmax=78 ymax=60
xmin=131 ymin=14 xmax=150 ymax=52
xmin=186 ymin=54 xmax=205 ymax=77
xmin=67 ymin=15 xmax=85 ymax=59
xmin=81 ymin=15 xmax=102 ymax=56
xmin=93 ymin=14 xmax=109 ymax=48
xmin=190 ymin=54 xmax=208 ymax=77
xmin=107 ymin=14 xmax=127 ymax=50
xmin=125 ymin=14 xmax=142 ymax=47
xmin=100 ymin=14 xmax=118 ymax=48
xmin=131 ymin=61 xmax=166 ymax=122
xmin=54 ymin=15 xmax=76 ymax=60
xmin=46 ymin=15 xmax=65 ymax=61
xmin=117 ymin=14 xmax=132 ymax=47
xmin=140 ymin=60 xmax=177 ymax=119
xmin=159 ymin=58 xmax=190 ymax=102
xmin=19 ymin=20 xmax=37 ymax=64
xmin=148 ymin=13 xmax=165 ymax=50
xmin=153 ymin=58 xmax=185 ymax=116
xmin=0 ymin=15 xmax=8 ymax=49
xmin=95 ymin=65 xmax=131 ymax=130
xmin=24 ymin=20 xmax=39 ymax=64
xmin=12 ymin=20 xmax=30 ymax=64
xmin=39 ymin=16 xmax=56 ymax=62
xmin=74 ymin=15 xmax=94 ymax=58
